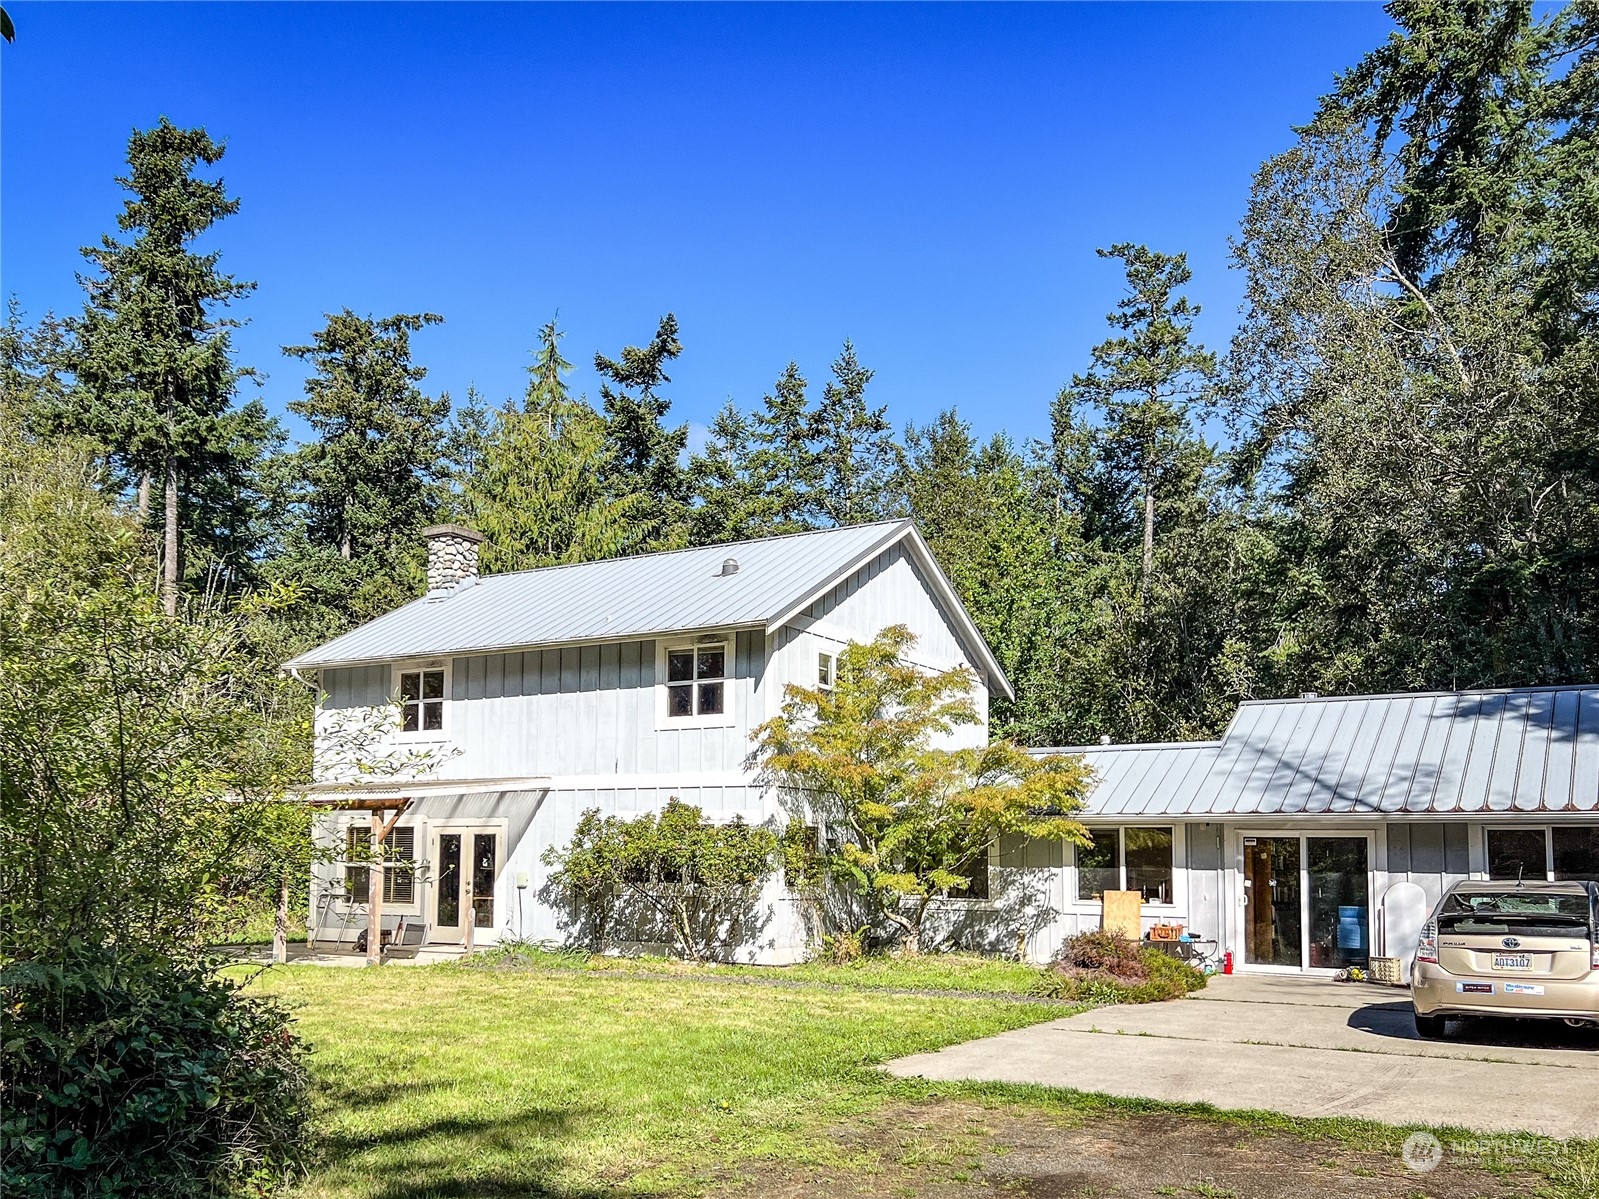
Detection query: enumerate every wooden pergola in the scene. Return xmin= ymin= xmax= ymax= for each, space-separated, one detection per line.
xmin=289 ymin=776 xmax=548 ymax=965
xmin=296 ymin=795 xmax=412 ymax=966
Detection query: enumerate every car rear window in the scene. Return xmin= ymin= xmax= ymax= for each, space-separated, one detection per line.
xmin=1438 ymin=890 xmax=1593 ymax=935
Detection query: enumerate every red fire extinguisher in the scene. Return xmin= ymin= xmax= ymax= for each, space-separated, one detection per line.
xmin=1223 ymin=950 xmax=1234 ymax=975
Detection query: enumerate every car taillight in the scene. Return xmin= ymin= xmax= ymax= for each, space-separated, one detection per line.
xmin=1591 ymin=940 xmax=1598 ymax=970
xmin=1416 ymin=919 xmax=1438 ymax=964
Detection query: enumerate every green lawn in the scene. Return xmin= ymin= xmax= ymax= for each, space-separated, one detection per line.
xmin=247 ymin=962 xmax=1599 ymax=1199
xmin=249 ymin=963 xmax=1076 ymax=1198
xmin=474 ymin=943 xmax=1054 ymax=996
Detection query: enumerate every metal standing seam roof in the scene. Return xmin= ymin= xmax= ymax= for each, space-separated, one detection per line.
xmin=284 ymin=520 xmax=1014 ymax=698
xmin=1035 ymin=685 xmax=1599 ymax=818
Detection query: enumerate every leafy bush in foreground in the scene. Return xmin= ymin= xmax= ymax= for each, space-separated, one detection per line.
xmin=1032 ymin=929 xmax=1206 ymax=1004
xmin=0 ymin=945 xmax=310 ymax=1199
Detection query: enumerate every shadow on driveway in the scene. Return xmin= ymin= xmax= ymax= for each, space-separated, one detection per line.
xmin=1347 ymin=998 xmax=1599 ymax=1052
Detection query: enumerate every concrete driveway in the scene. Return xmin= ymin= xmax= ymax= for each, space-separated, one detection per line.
xmin=885 ymin=974 xmax=1599 ymax=1138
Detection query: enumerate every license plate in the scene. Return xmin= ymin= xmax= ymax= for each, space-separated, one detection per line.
xmin=1492 ymin=953 xmax=1533 ymax=971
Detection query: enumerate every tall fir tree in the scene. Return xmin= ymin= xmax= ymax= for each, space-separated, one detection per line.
xmin=595 ymin=314 xmax=689 ymax=546
xmin=1052 ymin=245 xmax=1216 ymax=591
xmin=813 ymin=340 xmax=901 ymax=526
xmin=71 ymin=119 xmax=255 ymax=613
xmin=277 ymin=310 xmax=447 ymax=625
xmin=466 ymin=319 xmax=651 ymax=570
xmin=686 ymin=399 xmax=763 ymax=545
xmin=747 ymin=361 xmax=821 ymax=534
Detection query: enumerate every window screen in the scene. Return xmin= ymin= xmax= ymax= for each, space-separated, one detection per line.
xmin=1553 ymin=826 xmax=1599 ymax=881
xmin=1487 ymin=828 xmax=1549 ymax=881
xmin=1077 ymin=831 xmax=1119 ymax=901
xmin=1124 ymin=827 xmax=1174 ymax=904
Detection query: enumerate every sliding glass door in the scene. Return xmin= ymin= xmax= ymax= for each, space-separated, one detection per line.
xmin=1241 ymin=832 xmax=1372 ymax=972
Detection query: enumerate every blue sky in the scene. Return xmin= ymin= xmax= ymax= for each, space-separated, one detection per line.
xmin=3 ymin=3 xmax=1394 ymax=450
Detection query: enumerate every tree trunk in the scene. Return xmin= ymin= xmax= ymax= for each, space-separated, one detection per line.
xmin=273 ymin=868 xmax=290 ymax=965
xmin=1141 ymin=478 xmax=1155 ymax=594
xmin=137 ymin=473 xmax=151 ymax=521
xmin=162 ymin=445 xmax=179 ymax=616
xmin=366 ymin=812 xmax=384 ymax=967
xmin=341 ymin=500 xmax=352 ymax=561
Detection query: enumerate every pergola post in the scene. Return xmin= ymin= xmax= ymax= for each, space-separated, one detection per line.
xmin=366 ymin=810 xmax=385 ymax=966
xmin=360 ymin=800 xmax=410 ymax=967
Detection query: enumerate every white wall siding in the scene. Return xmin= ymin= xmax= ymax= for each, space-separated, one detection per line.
xmin=318 ymin=630 xmax=767 ymax=781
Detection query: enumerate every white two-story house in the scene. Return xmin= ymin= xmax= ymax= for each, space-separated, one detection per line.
xmin=285 ymin=519 xmax=1010 ymax=963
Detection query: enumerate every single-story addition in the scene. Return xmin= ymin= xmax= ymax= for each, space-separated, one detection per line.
xmin=284 ymin=519 xmax=1007 ymax=964
xmin=1010 ymin=686 xmax=1599 ymax=976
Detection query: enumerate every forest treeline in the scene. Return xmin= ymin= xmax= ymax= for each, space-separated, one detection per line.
xmin=5 ymin=0 xmax=1597 ymax=746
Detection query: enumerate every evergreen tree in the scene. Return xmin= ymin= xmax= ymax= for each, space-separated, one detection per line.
xmin=275 ymin=310 xmax=447 ymax=628
xmin=437 ymin=384 xmax=500 ymax=521
xmin=71 ymin=119 xmax=254 ymax=614
xmin=687 ymin=399 xmax=763 ymax=545
xmin=595 ymin=314 xmax=689 ymax=545
xmin=813 ymin=340 xmax=901 ymax=526
xmin=466 ymin=320 xmax=651 ymax=570
xmin=0 ymin=301 xmax=77 ymax=440
xmin=1227 ymin=1 xmax=1599 ymax=694
xmin=1053 ymin=245 xmax=1216 ymax=592
xmin=747 ymin=361 xmax=821 ymax=533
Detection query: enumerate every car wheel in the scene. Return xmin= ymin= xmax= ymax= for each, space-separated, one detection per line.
xmin=1414 ymin=1011 xmax=1448 ymax=1039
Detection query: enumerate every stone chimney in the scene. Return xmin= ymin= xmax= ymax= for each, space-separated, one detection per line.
xmin=422 ymin=524 xmax=485 ymax=592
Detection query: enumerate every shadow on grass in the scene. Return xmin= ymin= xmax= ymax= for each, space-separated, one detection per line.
xmin=318 ymin=1103 xmax=670 ymax=1199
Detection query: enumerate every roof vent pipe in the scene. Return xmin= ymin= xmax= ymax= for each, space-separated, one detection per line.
xmin=720 ymin=557 xmax=739 ymax=576
xmin=1099 ymin=735 xmax=1112 ymax=745
xmin=423 ymin=524 xmax=485 ymax=593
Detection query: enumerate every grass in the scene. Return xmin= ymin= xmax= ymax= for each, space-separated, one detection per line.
xmin=247 ymin=963 xmax=1080 ymax=1197
xmin=473 ymin=942 xmax=1055 ymax=997
xmin=242 ymin=961 xmax=1599 ymax=1199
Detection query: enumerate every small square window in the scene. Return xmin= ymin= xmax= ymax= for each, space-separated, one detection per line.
xmin=398 ymin=669 xmax=445 ymax=735
xmin=664 ymin=643 xmax=728 ymax=720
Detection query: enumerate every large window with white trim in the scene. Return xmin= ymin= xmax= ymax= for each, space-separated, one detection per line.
xmin=1075 ymin=826 xmax=1174 ymax=904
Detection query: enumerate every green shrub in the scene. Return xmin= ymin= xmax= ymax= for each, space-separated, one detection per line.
xmin=1031 ymin=932 xmax=1206 ymax=1004
xmin=816 ymin=927 xmax=868 ymax=965
xmin=0 ymin=945 xmax=310 ymax=1199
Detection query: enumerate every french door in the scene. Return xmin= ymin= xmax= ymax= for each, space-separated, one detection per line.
xmin=1241 ymin=832 xmax=1372 ymax=972
xmin=430 ymin=829 xmax=499 ymax=945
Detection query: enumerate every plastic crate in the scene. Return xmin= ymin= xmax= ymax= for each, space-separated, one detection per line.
xmin=1369 ymin=956 xmax=1404 ymax=986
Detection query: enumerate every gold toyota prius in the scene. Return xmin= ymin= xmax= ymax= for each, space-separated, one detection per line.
xmin=1412 ymin=879 xmax=1599 ymax=1039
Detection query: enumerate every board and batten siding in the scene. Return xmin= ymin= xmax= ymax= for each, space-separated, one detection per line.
xmin=316 ymin=629 xmax=767 ymax=781
xmin=773 ymin=542 xmax=991 ymax=746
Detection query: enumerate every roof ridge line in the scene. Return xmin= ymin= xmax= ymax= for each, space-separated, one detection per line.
xmin=463 ymin=518 xmax=913 ymax=585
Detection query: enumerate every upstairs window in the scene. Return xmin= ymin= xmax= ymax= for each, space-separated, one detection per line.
xmin=817 ymin=651 xmax=836 ymax=691
xmin=399 ymin=668 xmax=445 ymax=733
xmin=666 ymin=644 xmax=725 ymax=719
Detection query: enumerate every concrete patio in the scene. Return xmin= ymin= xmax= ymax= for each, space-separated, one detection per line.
xmin=885 ymin=973 xmax=1599 ymax=1138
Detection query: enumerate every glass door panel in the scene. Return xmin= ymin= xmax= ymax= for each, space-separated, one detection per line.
xmin=471 ymin=833 xmax=497 ymax=929
xmin=1307 ymin=837 xmax=1369 ymax=970
xmin=1244 ymin=837 xmax=1302 ymax=967
xmin=436 ymin=834 xmax=461 ymax=929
